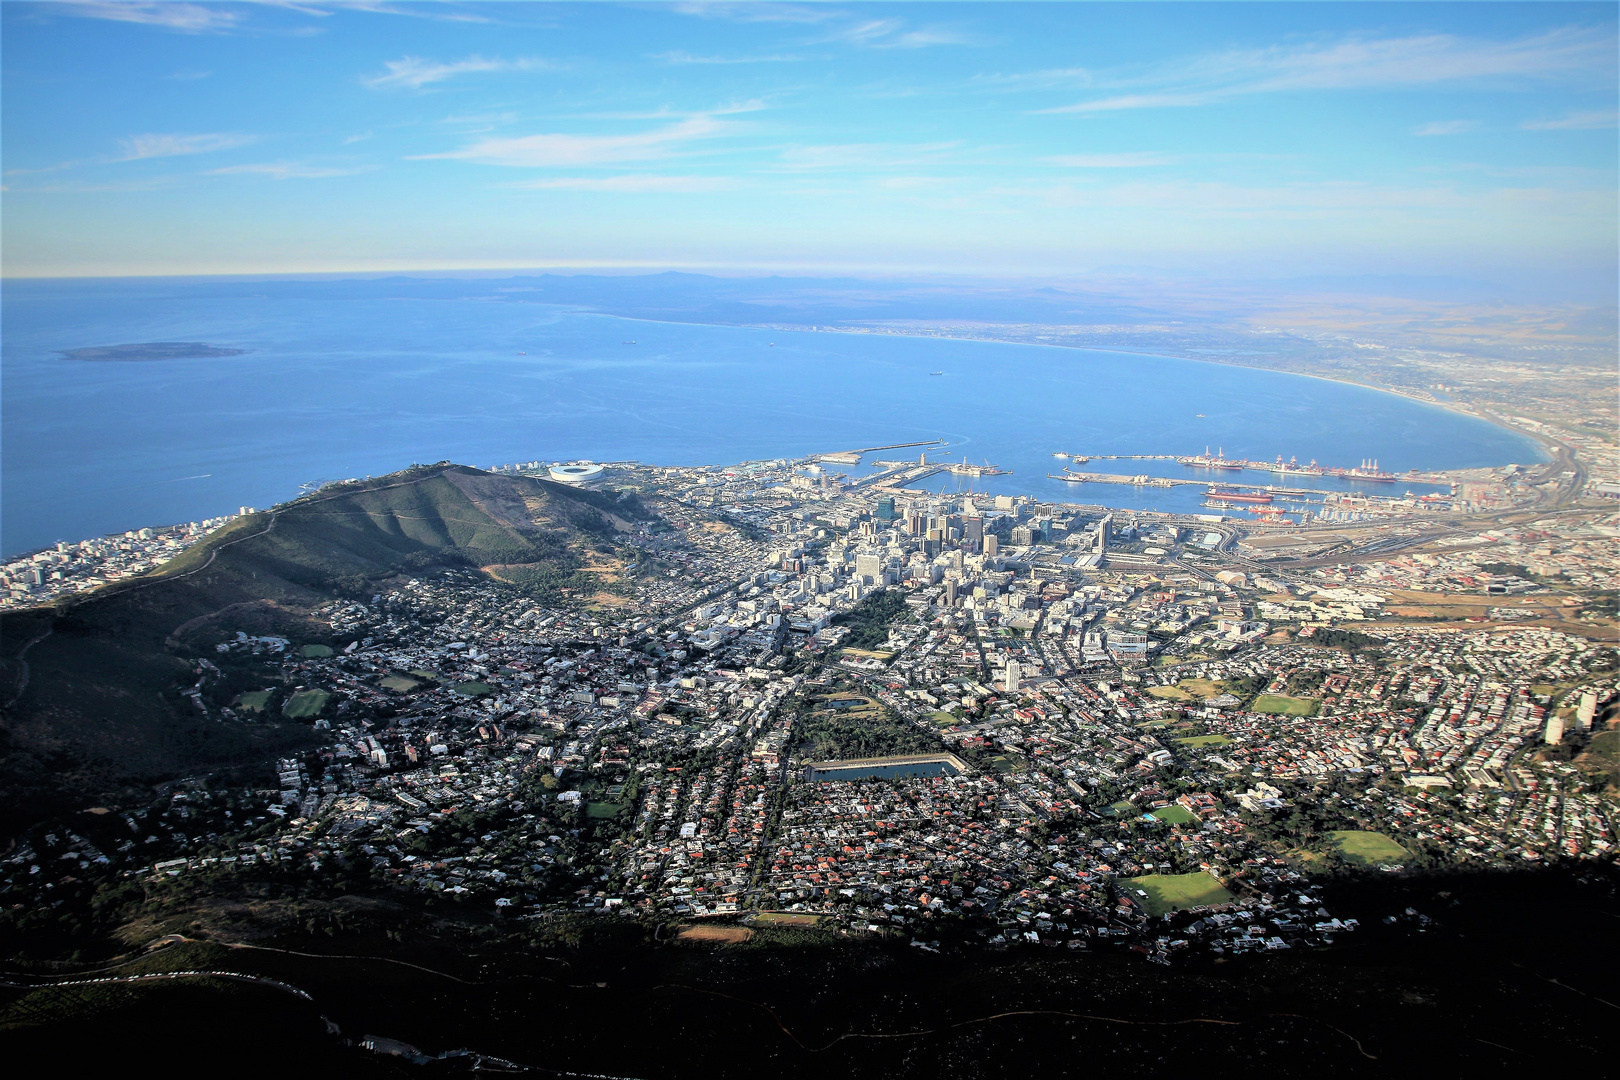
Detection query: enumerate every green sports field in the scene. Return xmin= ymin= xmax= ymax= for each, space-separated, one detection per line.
xmin=454 ymin=681 xmax=494 ymax=697
xmin=754 ymin=912 xmax=821 ymax=927
xmin=282 ymin=689 xmax=329 ymax=718
xmin=234 ymin=690 xmax=272 ymax=713
xmin=379 ymin=675 xmax=421 ymax=692
xmin=1151 ymin=805 xmax=1197 ymax=825
xmin=1126 ymin=872 xmax=1235 ymax=916
xmin=300 ymin=644 xmax=333 ymax=658
xmin=1176 ymin=734 xmax=1232 ymax=747
xmin=1329 ymin=830 xmax=1407 ymax=864
xmin=1252 ymin=694 xmax=1319 ymax=716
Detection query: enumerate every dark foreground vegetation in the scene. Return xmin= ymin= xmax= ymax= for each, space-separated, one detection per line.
xmin=0 ymin=866 xmax=1612 ymax=1075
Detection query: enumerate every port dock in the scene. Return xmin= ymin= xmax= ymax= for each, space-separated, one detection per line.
xmin=817 ymin=439 xmax=948 ymax=465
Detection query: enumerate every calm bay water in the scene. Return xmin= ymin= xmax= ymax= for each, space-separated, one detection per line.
xmin=1 ymin=278 xmax=1542 ymax=557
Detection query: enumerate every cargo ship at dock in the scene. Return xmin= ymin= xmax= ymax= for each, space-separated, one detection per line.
xmin=1344 ymin=459 xmax=1397 ymax=481
xmin=1205 ymin=488 xmax=1273 ymax=504
xmin=1178 ymin=446 xmax=1245 ymax=470
xmin=1175 ymin=450 xmax=1402 ymax=482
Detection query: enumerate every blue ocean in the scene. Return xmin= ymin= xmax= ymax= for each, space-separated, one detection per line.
xmin=1 ymin=276 xmax=1543 ymax=557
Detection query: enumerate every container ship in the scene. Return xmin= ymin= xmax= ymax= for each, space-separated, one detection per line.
xmin=1177 ymin=450 xmax=1401 ymax=482
xmin=1268 ymin=455 xmax=1327 ymax=477
xmin=1345 ymin=459 xmax=1397 ymax=482
xmin=1178 ymin=446 xmax=1245 ymax=470
xmin=1205 ymin=488 xmax=1273 ymax=504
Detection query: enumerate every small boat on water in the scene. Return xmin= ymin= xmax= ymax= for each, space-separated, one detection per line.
xmin=623 ymin=340 xmax=637 ymax=344
xmin=930 ymin=371 xmax=944 ymax=376
xmin=1053 ymin=452 xmax=1069 ymax=459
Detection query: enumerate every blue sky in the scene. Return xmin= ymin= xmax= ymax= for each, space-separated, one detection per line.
xmin=2 ymin=1 xmax=1615 ymax=286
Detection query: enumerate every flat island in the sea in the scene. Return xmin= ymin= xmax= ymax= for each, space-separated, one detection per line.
xmin=58 ymin=341 xmax=249 ymax=362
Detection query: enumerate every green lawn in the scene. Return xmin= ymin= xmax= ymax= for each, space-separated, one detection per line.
xmin=1146 ymin=685 xmax=1194 ymax=701
xmin=1151 ymin=805 xmax=1197 ymax=825
xmin=234 ymin=690 xmax=272 ymax=714
xmin=1587 ymin=730 xmax=1620 ymax=763
xmin=300 ymin=644 xmax=334 ymax=658
xmin=1106 ymin=800 xmax=1137 ymax=817
xmin=754 ymin=912 xmax=821 ymax=926
xmin=1126 ymin=872 xmax=1235 ymax=916
xmin=1252 ymin=694 xmax=1320 ymax=716
xmin=282 ymin=689 xmax=330 ymax=719
xmin=454 ymin=681 xmax=494 ymax=697
xmin=586 ymin=801 xmax=627 ymax=820
xmin=1329 ymin=830 xmax=1407 ymax=865
xmin=1176 ymin=734 xmax=1232 ymax=747
xmin=930 ymin=711 xmax=959 ymax=727
xmin=379 ymin=675 xmax=421 ymax=692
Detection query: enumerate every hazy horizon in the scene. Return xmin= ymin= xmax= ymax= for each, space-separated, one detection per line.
xmin=3 ymin=1 xmax=1616 ymax=297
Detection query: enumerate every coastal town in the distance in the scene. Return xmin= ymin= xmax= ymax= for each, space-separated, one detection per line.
xmin=5 ymin=389 xmax=1615 ymax=972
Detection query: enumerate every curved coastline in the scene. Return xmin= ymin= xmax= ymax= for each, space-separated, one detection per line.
xmin=585 ymin=306 xmax=1548 ymax=469
xmin=720 ymin=320 xmax=1552 ymax=469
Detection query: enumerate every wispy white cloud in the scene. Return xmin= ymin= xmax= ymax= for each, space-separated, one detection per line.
xmin=438 ymin=111 xmax=522 ymax=130
xmin=1522 ymin=109 xmax=1619 ymax=130
xmin=1039 ymin=93 xmax=1210 ymax=115
xmin=1039 ymin=27 xmax=1616 ymax=114
xmin=364 ymin=54 xmax=553 ymax=89
xmin=117 ymin=132 xmax=259 ymax=160
xmin=669 ymin=3 xmax=834 ymax=25
xmin=985 ymin=178 xmax=1615 ymax=224
xmin=1414 ymin=120 xmax=1480 ymax=136
xmin=671 ymin=5 xmax=971 ymax=47
xmin=508 ymin=175 xmax=729 ymax=192
xmin=417 ymin=116 xmax=738 ymax=168
xmin=1043 ymin=152 xmax=1181 ymax=168
xmin=582 ymin=100 xmax=770 ymax=121
xmin=249 ymin=0 xmax=333 ymax=16
xmin=209 ymin=161 xmax=368 ymax=179
xmin=52 ymin=1 xmax=242 ymax=32
xmin=828 ymin=18 xmax=975 ymax=50
xmin=327 ymin=1 xmax=492 ymax=23
xmin=889 ymin=27 xmax=976 ymax=49
xmin=653 ymin=50 xmax=804 ymax=65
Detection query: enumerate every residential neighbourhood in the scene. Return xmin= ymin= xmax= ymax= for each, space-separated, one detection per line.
xmin=3 ymin=453 xmax=1615 ymax=965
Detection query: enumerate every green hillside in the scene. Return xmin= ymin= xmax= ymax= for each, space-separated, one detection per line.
xmin=0 ymin=464 xmax=647 ymax=830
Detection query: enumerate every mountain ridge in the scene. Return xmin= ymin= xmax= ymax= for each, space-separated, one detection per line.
xmin=0 ymin=463 xmax=648 ymax=831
